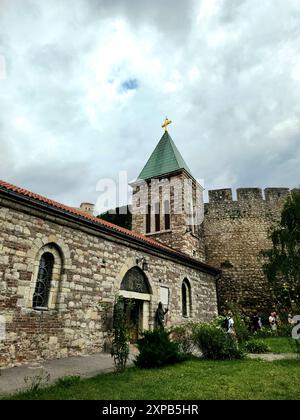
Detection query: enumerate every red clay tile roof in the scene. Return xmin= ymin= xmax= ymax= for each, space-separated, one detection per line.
xmin=0 ymin=179 xmax=219 ymax=274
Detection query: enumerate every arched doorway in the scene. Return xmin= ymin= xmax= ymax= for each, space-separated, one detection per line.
xmin=119 ymin=267 xmax=152 ymax=342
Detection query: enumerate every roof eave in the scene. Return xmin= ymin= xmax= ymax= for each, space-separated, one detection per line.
xmin=0 ymin=186 xmax=220 ymax=276
xmin=138 ymin=168 xmax=196 ymax=183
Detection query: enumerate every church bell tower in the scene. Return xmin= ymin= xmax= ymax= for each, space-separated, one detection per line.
xmin=131 ymin=119 xmax=205 ymax=261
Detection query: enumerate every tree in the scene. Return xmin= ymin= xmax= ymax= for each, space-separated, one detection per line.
xmin=98 ymin=205 xmax=132 ymax=230
xmin=262 ymin=189 xmax=300 ymax=314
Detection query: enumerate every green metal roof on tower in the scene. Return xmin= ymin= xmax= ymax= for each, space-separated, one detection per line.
xmin=138 ymin=119 xmax=193 ymax=180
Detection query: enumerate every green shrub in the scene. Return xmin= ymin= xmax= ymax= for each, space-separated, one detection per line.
xmin=254 ymin=327 xmax=274 ymax=338
xmin=192 ymin=323 xmax=244 ymax=360
xmin=225 ymin=305 xmax=251 ymax=343
xmin=55 ymin=376 xmax=81 ymax=388
xmin=24 ymin=369 xmax=51 ymax=393
xmin=170 ymin=323 xmax=195 ymax=355
xmin=213 ymin=313 xmax=250 ymax=342
xmin=234 ymin=315 xmax=251 ymax=343
xmin=212 ymin=315 xmax=227 ymax=329
xmin=291 ymin=339 xmax=300 ymax=358
xmin=243 ymin=339 xmax=270 ymax=354
xmin=135 ymin=329 xmax=185 ymax=369
xmin=277 ymin=324 xmax=293 ymax=337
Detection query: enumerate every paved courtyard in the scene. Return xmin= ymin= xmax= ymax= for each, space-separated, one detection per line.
xmin=0 ymin=352 xmax=116 ymax=396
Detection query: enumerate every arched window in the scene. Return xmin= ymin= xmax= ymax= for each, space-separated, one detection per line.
xmin=182 ymin=279 xmax=192 ymax=318
xmin=33 ymin=252 xmax=54 ymax=309
xmin=26 ymin=242 xmax=65 ymax=311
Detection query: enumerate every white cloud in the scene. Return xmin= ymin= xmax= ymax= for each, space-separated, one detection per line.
xmin=197 ymin=0 xmax=219 ymax=21
xmin=13 ymin=116 xmax=34 ymax=132
xmin=1 ymin=0 xmax=300 ymax=208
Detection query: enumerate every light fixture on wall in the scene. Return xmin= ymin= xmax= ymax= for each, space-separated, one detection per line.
xmin=136 ymin=257 xmax=148 ymax=271
xmin=185 ymin=227 xmax=192 ymax=234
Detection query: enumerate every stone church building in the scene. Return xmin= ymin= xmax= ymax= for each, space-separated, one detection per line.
xmin=0 ymin=122 xmax=293 ymax=367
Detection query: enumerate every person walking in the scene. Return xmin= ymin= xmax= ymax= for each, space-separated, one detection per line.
xmin=227 ymin=312 xmax=235 ymax=336
xmin=269 ymin=312 xmax=277 ymax=332
xmin=288 ymin=313 xmax=294 ymax=325
xmin=252 ymin=313 xmax=261 ymax=332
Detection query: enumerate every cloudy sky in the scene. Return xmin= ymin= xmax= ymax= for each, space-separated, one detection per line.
xmin=1 ymin=0 xmax=300 ymax=210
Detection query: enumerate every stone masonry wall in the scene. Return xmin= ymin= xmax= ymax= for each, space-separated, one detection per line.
xmin=204 ymin=187 xmax=293 ymax=315
xmin=0 ymin=196 xmax=217 ymax=367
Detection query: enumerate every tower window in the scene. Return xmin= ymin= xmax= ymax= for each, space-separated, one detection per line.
xmin=146 ymin=204 xmax=151 ymax=233
xmin=164 ymin=200 xmax=170 ymax=230
xmin=155 ymin=202 xmax=160 ymax=232
xmin=188 ymin=200 xmax=196 ymax=234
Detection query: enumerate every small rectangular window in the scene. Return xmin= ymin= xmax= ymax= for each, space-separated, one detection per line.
xmin=155 ymin=202 xmax=160 ymax=232
xmin=164 ymin=200 xmax=170 ymax=230
xmin=146 ymin=204 xmax=151 ymax=233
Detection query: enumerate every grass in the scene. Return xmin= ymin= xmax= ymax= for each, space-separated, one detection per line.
xmin=261 ymin=337 xmax=296 ymax=353
xmin=4 ymin=358 xmax=300 ymax=400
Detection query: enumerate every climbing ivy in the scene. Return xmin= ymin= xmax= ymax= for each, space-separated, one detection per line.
xmin=261 ymin=189 xmax=300 ymax=314
xmin=111 ymin=296 xmax=130 ymax=372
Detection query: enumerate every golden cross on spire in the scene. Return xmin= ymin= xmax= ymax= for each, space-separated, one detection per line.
xmin=162 ymin=117 xmax=172 ymax=132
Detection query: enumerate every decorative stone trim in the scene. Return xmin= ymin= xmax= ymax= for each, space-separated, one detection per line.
xmin=145 ymin=229 xmax=172 ymax=236
xmin=24 ymin=241 xmax=67 ymax=310
xmin=119 ymin=290 xmax=151 ymax=301
xmin=26 ymin=236 xmax=71 ymax=268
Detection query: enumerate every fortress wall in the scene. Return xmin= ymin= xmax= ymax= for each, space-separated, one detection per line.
xmin=204 ymin=187 xmax=292 ymax=314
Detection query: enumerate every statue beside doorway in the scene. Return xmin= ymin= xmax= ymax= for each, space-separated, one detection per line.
xmin=156 ymin=302 xmax=168 ymax=328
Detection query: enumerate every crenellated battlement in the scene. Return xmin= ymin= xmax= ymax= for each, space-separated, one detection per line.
xmin=237 ymin=188 xmax=263 ymax=202
xmin=208 ymin=189 xmax=233 ymax=203
xmin=207 ymin=187 xmax=292 ymax=204
xmin=264 ymin=188 xmax=290 ymax=202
